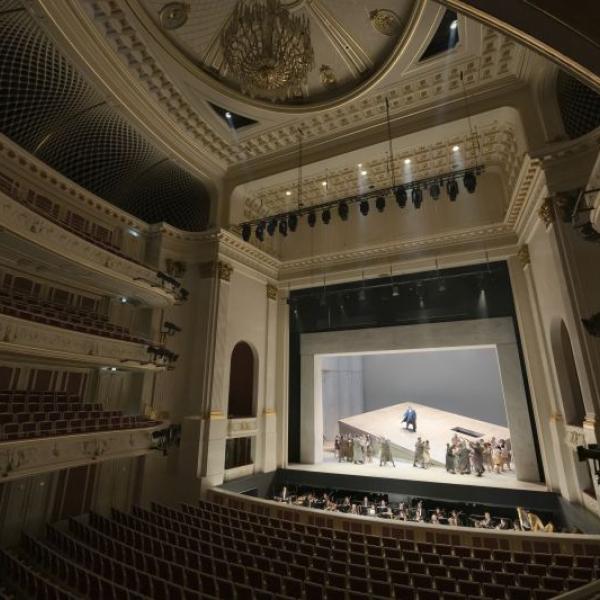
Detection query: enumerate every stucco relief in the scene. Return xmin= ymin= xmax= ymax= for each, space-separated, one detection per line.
xmin=0 ymin=426 xmax=159 ymax=481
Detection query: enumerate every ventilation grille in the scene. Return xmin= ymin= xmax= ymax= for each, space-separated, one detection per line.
xmin=556 ymin=71 xmax=600 ymax=140
xmin=0 ymin=1 xmax=209 ymax=231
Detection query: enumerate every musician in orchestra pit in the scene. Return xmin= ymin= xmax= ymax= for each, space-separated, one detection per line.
xmin=496 ymin=518 xmax=510 ymax=530
xmin=448 ymin=510 xmax=459 ymax=527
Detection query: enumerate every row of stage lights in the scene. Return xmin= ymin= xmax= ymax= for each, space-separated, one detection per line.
xmin=241 ymin=167 xmax=483 ymax=242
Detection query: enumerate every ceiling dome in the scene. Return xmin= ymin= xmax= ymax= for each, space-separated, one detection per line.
xmin=139 ymin=0 xmax=419 ymax=108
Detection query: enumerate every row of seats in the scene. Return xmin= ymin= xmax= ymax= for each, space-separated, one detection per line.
xmin=0 ymin=292 xmax=149 ymax=345
xmin=1 ymin=498 xmax=596 ymax=600
xmin=0 ymin=402 xmax=102 ymax=413
xmin=0 ymin=391 xmax=81 ymax=403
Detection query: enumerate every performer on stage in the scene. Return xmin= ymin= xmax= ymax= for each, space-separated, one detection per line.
xmin=445 ymin=442 xmax=456 ymax=474
xmin=379 ymin=438 xmax=395 ymax=467
xmin=401 ymin=406 xmax=417 ymax=432
xmin=470 ymin=440 xmax=485 ymax=477
xmin=413 ymin=437 xmax=425 ymax=468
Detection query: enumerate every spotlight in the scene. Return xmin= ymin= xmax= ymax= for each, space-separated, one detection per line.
xmin=285 ymin=190 xmax=292 ymax=196
xmin=279 ymin=220 xmax=288 ymax=236
xmin=450 ymin=19 xmax=458 ymax=30
xmin=338 ymin=201 xmax=349 ymax=221
xmin=225 ymin=111 xmax=232 ymax=119
xmin=392 ymin=284 xmax=399 ymax=297
xmin=394 ymin=186 xmax=407 ymax=208
xmin=255 ymin=222 xmax=265 ymax=241
xmin=242 ymin=224 xmax=251 ymax=242
xmin=429 ymin=182 xmax=441 ymax=200
xmin=359 ymin=199 xmax=370 ymax=216
xmin=463 ymin=170 xmax=477 ymax=193
xmin=288 ymin=213 xmax=298 ymax=232
xmin=308 ymin=212 xmax=317 ymax=227
xmin=322 ymin=209 xmax=331 ymax=224
xmin=267 ymin=219 xmax=277 ymax=236
xmin=404 ymin=158 xmax=411 ymax=165
xmin=360 ymin=169 xmax=368 ymax=176
xmin=446 ymin=179 xmax=459 ymax=201
xmin=412 ymin=187 xmax=423 ymax=209
xmin=452 ymin=145 xmax=460 ymax=152
xmin=375 ymin=196 xmax=386 ymax=213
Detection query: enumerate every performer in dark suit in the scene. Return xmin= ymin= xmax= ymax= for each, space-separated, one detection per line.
xmin=401 ymin=406 xmax=417 ymax=432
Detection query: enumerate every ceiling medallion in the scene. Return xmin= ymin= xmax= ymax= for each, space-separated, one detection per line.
xmin=221 ymin=0 xmax=314 ymax=101
xmin=369 ymin=9 xmax=402 ymax=36
xmin=159 ymin=2 xmax=190 ymax=30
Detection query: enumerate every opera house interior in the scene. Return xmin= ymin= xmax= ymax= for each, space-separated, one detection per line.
xmin=0 ymin=0 xmax=600 ymax=598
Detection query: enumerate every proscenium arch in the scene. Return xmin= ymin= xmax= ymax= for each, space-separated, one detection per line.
xmin=227 ymin=341 xmax=258 ymax=419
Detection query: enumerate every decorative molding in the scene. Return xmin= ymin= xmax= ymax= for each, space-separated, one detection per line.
xmin=227 ymin=417 xmax=258 ymax=438
xmin=0 ymin=313 xmax=159 ymax=370
xmin=517 ymin=245 xmax=530 ymax=268
xmin=266 ymin=284 xmax=278 ymax=300
xmin=564 ymin=425 xmax=586 ymax=450
xmin=549 ymin=412 xmax=563 ymax=423
xmin=538 ymin=198 xmax=555 ymax=227
xmin=216 ymin=261 xmax=233 ymax=282
xmin=209 ymin=410 xmax=225 ymax=419
xmin=165 ymin=258 xmax=186 ymax=278
xmin=263 ymin=408 xmax=276 ymax=416
xmin=0 ymin=424 xmax=161 ymax=482
xmin=583 ymin=416 xmax=598 ymax=430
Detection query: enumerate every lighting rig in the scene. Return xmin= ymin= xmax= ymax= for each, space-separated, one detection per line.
xmin=240 ymin=165 xmax=484 ymax=242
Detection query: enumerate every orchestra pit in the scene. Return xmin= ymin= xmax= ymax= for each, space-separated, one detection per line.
xmin=0 ymin=0 xmax=600 ymax=599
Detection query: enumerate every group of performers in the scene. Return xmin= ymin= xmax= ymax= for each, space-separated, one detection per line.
xmin=273 ymin=487 xmax=555 ymax=532
xmin=446 ymin=434 xmax=512 ymax=476
xmin=334 ymin=433 xmax=395 ymax=467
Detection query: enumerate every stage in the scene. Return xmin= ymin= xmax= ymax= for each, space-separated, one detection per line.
xmin=338 ymin=401 xmax=511 ymax=467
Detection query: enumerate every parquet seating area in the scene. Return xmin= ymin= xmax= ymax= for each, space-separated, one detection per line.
xmin=1 ymin=499 xmax=597 ymax=600
xmin=0 ymin=390 xmax=159 ymax=441
xmin=0 ymin=288 xmax=149 ymax=344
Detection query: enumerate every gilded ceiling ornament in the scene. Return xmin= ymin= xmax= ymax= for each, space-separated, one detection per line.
xmin=538 ymin=198 xmax=555 ymax=227
xmin=266 ymin=284 xmax=278 ymax=300
xmin=216 ymin=260 xmax=233 ymax=282
xmin=320 ymin=64 xmax=337 ymax=89
xmin=221 ymin=0 xmax=314 ymax=100
xmin=369 ymin=9 xmax=402 ymax=36
xmin=159 ymin=2 xmax=190 ymax=30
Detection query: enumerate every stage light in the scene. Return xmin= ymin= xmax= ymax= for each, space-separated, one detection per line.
xmin=392 ymin=284 xmax=399 ymax=297
xmin=394 ymin=186 xmax=407 ymax=208
xmin=255 ymin=222 xmax=265 ymax=241
xmin=338 ymin=201 xmax=349 ymax=221
xmin=450 ymin=19 xmax=458 ymax=30
xmin=452 ymin=145 xmax=460 ymax=152
xmin=267 ymin=219 xmax=277 ymax=236
xmin=322 ymin=209 xmax=331 ymax=224
xmin=404 ymin=158 xmax=411 ymax=165
xmin=225 ymin=111 xmax=232 ymax=119
xmin=360 ymin=169 xmax=368 ymax=176
xmin=359 ymin=199 xmax=370 ymax=216
xmin=429 ymin=182 xmax=441 ymax=200
xmin=446 ymin=178 xmax=459 ymax=201
xmin=357 ymin=163 xmax=362 ymax=168
xmin=321 ymin=181 xmax=327 ymax=187
xmin=375 ymin=195 xmax=386 ymax=212
xmin=288 ymin=213 xmax=298 ymax=232
xmin=308 ymin=211 xmax=317 ymax=227
xmin=412 ymin=187 xmax=423 ymax=209
xmin=242 ymin=223 xmax=251 ymax=242
xmin=278 ymin=220 xmax=288 ymax=236
xmin=285 ymin=190 xmax=292 ymax=196
xmin=463 ymin=170 xmax=477 ymax=193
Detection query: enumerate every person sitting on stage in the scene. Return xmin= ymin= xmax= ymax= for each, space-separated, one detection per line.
xmin=379 ymin=438 xmax=395 ymax=467
xmin=401 ymin=406 xmax=417 ymax=432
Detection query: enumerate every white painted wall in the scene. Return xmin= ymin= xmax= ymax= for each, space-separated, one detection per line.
xmin=361 ymin=348 xmax=508 ymax=426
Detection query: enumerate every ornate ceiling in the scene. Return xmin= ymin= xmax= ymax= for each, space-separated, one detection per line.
xmin=129 ymin=0 xmax=418 ymax=107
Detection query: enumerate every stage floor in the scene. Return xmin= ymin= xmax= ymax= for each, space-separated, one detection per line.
xmin=288 ymin=453 xmax=546 ymax=492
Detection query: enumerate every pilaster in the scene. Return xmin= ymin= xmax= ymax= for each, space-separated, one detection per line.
xmin=262 ymin=284 xmax=279 ymax=472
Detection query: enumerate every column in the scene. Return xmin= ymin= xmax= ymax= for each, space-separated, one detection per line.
xmin=275 ymin=289 xmax=290 ymax=467
xmin=262 ymin=284 xmax=278 ymax=472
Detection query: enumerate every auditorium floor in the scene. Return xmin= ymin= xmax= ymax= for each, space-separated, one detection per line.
xmin=287 ymin=453 xmax=547 ymax=492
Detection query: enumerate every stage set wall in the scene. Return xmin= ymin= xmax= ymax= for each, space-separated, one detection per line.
xmin=321 ymin=347 xmax=508 ymax=440
xmin=300 ymin=317 xmax=539 ymax=483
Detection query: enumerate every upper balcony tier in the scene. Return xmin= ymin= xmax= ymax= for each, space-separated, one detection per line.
xmin=0 ymin=137 xmax=185 ymax=307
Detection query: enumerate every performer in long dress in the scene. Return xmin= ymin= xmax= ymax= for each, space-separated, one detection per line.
xmin=456 ymin=441 xmax=471 ymax=474
xmin=483 ymin=442 xmax=493 ymax=472
xmin=352 ymin=436 xmax=363 ymax=464
xmin=422 ymin=440 xmax=431 ymax=469
xmin=445 ymin=443 xmax=456 ymax=474
xmin=380 ymin=438 xmax=395 ymax=467
xmin=401 ymin=406 xmax=417 ymax=432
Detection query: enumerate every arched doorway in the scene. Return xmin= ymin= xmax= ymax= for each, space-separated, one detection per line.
xmin=227 ymin=341 xmax=256 ymax=419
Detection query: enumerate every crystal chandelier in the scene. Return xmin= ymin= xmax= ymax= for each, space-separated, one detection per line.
xmin=221 ymin=0 xmax=314 ymax=101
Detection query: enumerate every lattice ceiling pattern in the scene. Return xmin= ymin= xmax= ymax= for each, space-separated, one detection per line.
xmin=556 ymin=71 xmax=600 ymax=140
xmin=0 ymin=1 xmax=210 ymax=232
xmin=242 ymin=122 xmax=521 ymax=220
